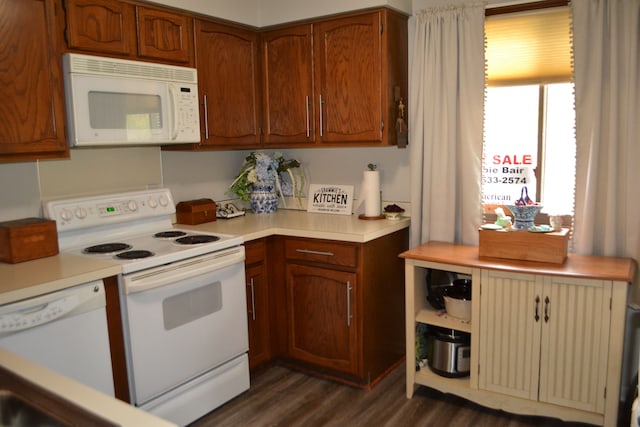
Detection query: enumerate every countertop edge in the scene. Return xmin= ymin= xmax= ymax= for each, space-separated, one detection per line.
xmin=0 ymin=348 xmax=178 ymax=427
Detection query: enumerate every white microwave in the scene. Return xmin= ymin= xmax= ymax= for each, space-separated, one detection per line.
xmin=62 ymin=53 xmax=200 ymax=147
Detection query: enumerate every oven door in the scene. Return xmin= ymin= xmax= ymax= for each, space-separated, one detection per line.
xmin=120 ymin=246 xmax=248 ymax=406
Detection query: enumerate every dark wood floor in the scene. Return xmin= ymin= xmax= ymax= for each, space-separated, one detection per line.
xmin=190 ymin=363 xmax=602 ymax=427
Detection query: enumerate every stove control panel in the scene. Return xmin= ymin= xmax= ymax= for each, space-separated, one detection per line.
xmin=44 ymin=188 xmax=176 ymax=231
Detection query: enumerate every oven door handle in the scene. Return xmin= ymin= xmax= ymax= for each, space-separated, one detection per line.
xmin=123 ymin=246 xmax=245 ymax=294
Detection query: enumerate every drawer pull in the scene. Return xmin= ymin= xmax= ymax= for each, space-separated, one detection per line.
xmin=295 ymin=248 xmax=334 ymax=257
xmin=544 ymin=296 xmax=550 ymax=323
xmin=248 ymin=278 xmax=256 ymax=321
xmin=305 ymin=95 xmax=310 ymax=138
xmin=346 ymin=281 xmax=352 ymax=327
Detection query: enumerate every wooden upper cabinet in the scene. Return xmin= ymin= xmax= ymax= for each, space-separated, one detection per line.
xmin=261 ymin=24 xmax=314 ymax=145
xmin=0 ymin=0 xmax=68 ymax=162
xmin=259 ymin=8 xmax=408 ymax=148
xmin=136 ymin=6 xmax=193 ymax=64
xmin=195 ymin=19 xmax=261 ymax=148
xmin=64 ymin=0 xmax=194 ymax=66
xmin=315 ymin=13 xmax=382 ymax=144
xmin=65 ymin=0 xmax=136 ymax=56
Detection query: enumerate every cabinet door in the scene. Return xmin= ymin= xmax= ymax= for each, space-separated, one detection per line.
xmin=286 ymin=264 xmax=357 ymax=374
xmin=195 ymin=19 xmax=261 ymax=147
xmin=314 ymin=12 xmax=382 ymax=143
xmin=136 ymin=6 xmax=193 ymax=65
xmin=261 ymin=24 xmax=314 ymax=145
xmin=246 ymin=263 xmax=270 ymax=370
xmin=65 ymin=0 xmax=136 ymax=56
xmin=538 ymin=276 xmax=610 ymax=413
xmin=479 ymin=270 xmax=542 ymax=400
xmin=0 ymin=0 xmax=68 ymax=162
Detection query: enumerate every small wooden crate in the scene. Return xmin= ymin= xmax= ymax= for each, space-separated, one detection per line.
xmin=176 ymin=199 xmax=217 ymax=225
xmin=0 ymin=218 xmax=59 ymax=263
xmin=479 ymin=228 xmax=569 ymax=264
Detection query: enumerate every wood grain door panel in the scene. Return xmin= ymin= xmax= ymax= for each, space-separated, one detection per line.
xmin=0 ymin=0 xmax=68 ymax=161
xmin=286 ymin=264 xmax=357 ymax=374
xmin=65 ymin=0 xmax=136 ymax=56
xmin=136 ymin=6 xmax=193 ymax=65
xmin=196 ymin=20 xmax=261 ymax=147
xmin=315 ymin=13 xmax=382 ymax=143
xmin=262 ymin=24 xmax=314 ymax=145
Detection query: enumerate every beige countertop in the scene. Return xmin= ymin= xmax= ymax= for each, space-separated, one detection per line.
xmin=0 ymin=348 xmax=177 ymax=427
xmin=1 ymin=210 xmax=409 ymax=304
xmin=0 ymin=253 xmax=121 ymax=305
xmin=177 ymin=209 xmax=411 ymax=243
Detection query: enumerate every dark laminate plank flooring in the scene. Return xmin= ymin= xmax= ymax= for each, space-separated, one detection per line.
xmin=189 ymin=363 xmax=600 ymax=427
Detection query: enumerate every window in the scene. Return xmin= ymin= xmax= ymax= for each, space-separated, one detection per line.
xmin=482 ymin=3 xmax=575 ymax=223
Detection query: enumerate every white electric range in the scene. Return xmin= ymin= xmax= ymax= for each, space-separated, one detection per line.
xmin=44 ymin=189 xmax=250 ymax=427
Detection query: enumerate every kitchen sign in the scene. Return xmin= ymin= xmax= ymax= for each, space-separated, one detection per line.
xmin=307 ymin=184 xmax=354 ymax=215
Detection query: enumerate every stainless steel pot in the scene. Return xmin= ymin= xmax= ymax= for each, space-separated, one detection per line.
xmin=428 ymin=327 xmax=470 ymax=378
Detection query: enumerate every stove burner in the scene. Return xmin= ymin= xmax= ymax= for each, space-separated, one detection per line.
xmin=175 ymin=235 xmax=220 ymax=245
xmin=154 ymin=231 xmax=188 ymax=239
xmin=84 ymin=243 xmax=132 ymax=254
xmin=115 ymin=250 xmax=154 ymax=260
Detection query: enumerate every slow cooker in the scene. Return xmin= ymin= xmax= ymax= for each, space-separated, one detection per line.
xmin=428 ymin=327 xmax=471 ymax=378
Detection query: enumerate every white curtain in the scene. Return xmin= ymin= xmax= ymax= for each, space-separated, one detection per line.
xmin=572 ymin=0 xmax=640 ymax=296
xmin=409 ymin=1 xmax=486 ymax=248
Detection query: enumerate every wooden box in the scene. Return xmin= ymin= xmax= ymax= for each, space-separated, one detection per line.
xmin=176 ymin=199 xmax=217 ymax=225
xmin=478 ymin=228 xmax=569 ymax=264
xmin=0 ymin=218 xmax=59 ymax=263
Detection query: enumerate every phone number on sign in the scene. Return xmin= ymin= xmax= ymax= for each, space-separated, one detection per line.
xmin=482 ymin=176 xmax=529 ymax=184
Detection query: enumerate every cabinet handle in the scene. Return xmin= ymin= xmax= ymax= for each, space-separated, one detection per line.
xmin=295 ymin=248 xmax=334 ymax=257
xmin=544 ymin=296 xmax=550 ymax=323
xmin=534 ymin=295 xmax=540 ymax=322
xmin=203 ymin=94 xmax=209 ymax=140
xmin=248 ymin=278 xmax=256 ymax=321
xmin=319 ymin=95 xmax=324 ymax=137
xmin=346 ymin=280 xmax=352 ymax=327
xmin=305 ymin=96 xmax=310 ymax=138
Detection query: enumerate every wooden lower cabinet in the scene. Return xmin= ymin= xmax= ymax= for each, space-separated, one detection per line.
xmin=285 ymin=264 xmax=358 ymax=374
xmin=402 ymin=242 xmax=635 ymax=427
xmin=244 ymin=239 xmax=270 ymax=370
xmin=277 ymin=229 xmax=409 ymax=386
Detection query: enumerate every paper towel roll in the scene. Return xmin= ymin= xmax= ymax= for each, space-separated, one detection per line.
xmin=363 ymin=170 xmax=381 ymax=217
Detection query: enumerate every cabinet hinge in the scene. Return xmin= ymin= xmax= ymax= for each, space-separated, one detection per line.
xmin=604 ymin=387 xmax=607 ymax=399
xmin=381 ymin=120 xmax=384 ymax=131
xmin=381 ymin=23 xmax=384 ymax=35
xmin=610 ymin=297 xmax=613 ymax=310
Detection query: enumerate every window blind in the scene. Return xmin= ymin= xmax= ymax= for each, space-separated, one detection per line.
xmin=485 ymin=6 xmax=572 ymax=86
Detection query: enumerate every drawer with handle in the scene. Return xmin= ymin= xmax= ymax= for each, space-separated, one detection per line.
xmin=284 ymin=238 xmax=358 ymax=268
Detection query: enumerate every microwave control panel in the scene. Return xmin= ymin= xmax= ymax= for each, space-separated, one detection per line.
xmin=174 ymin=84 xmax=200 ymax=142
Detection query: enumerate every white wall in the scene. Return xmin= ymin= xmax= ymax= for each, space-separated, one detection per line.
xmin=149 ymin=0 xmax=412 ymax=26
xmin=161 ymin=146 xmax=411 ymax=209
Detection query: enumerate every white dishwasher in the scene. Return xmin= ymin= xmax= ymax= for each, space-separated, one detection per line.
xmin=0 ymin=280 xmax=115 ymax=396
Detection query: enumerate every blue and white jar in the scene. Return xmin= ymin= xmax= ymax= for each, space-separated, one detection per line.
xmin=250 ymin=181 xmax=278 ymax=214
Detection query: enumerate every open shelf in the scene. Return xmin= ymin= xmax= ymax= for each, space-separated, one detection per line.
xmin=415 ymin=307 xmax=472 ymax=334
xmin=415 ymin=365 xmax=471 ymax=393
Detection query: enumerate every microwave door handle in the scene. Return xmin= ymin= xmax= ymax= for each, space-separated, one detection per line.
xmin=168 ymin=84 xmax=179 ymax=140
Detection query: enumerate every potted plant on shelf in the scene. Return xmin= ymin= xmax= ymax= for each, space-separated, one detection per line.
xmin=229 ymin=151 xmax=306 ymax=213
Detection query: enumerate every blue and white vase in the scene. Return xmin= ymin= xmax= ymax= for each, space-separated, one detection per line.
xmin=250 ymin=181 xmax=278 ymax=214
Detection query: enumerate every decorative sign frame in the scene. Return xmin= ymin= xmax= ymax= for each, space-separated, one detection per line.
xmin=307 ymin=184 xmax=354 ymax=215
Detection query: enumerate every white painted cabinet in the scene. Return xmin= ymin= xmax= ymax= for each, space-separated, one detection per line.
xmin=479 ymin=270 xmax=611 ymax=413
xmin=402 ymin=242 xmax=635 ymax=427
